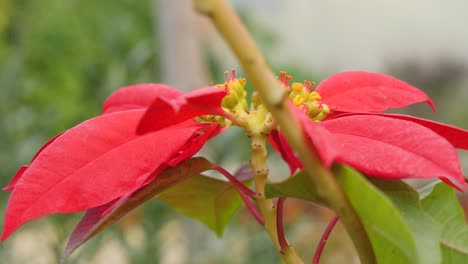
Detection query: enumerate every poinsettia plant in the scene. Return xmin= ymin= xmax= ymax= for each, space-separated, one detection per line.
xmin=3 ymin=0 xmax=468 ymax=263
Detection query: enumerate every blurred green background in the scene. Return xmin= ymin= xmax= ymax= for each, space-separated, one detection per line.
xmin=1 ymin=0 xmax=467 ymax=263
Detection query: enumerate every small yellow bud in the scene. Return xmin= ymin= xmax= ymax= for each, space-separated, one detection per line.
xmin=291 ymin=82 xmax=303 ymax=93
xmin=307 ymin=101 xmax=321 ymax=118
xmin=321 ymin=104 xmax=330 ymax=114
xmin=308 ymin=91 xmax=321 ymax=102
xmin=293 ymin=95 xmax=304 ymax=106
xmin=314 ymin=112 xmax=327 ymax=122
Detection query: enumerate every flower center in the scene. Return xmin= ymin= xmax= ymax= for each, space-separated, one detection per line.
xmin=279 ymin=72 xmax=330 ymax=121
xmin=201 ymin=70 xmax=330 ymax=130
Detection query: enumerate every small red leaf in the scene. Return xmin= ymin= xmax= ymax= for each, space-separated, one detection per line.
xmin=315 ymin=71 xmax=435 ymax=112
xmin=60 ymin=157 xmax=214 ymax=263
xmin=102 ymin=84 xmax=182 ymax=114
xmin=1 ymin=110 xmax=207 ymax=240
xmin=321 ymin=115 xmax=465 ymax=186
xmin=137 ymin=87 xmax=227 ymax=134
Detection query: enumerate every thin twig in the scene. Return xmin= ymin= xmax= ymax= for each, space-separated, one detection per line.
xmin=276 ymin=197 xmax=289 ymax=250
xmin=212 ymin=165 xmax=264 ymax=225
xmin=313 ymin=215 xmax=340 ymax=264
xmin=238 ymin=189 xmax=265 ymax=225
xmin=212 ymin=165 xmax=256 ymax=198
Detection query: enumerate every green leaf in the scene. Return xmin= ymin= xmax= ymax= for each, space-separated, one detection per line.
xmin=369 ymin=178 xmax=441 ymax=264
xmin=264 ymin=171 xmax=326 ymax=205
xmin=333 ymin=165 xmax=419 ymax=264
xmin=266 ymin=166 xmax=448 ymax=264
xmin=157 ymin=169 xmax=249 ymax=237
xmin=421 ymin=183 xmax=468 ymax=263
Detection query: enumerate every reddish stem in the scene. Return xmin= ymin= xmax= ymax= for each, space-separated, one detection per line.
xmin=276 ymin=197 xmax=288 ymax=250
xmin=313 ymin=215 xmax=340 ymax=264
xmin=212 ymin=165 xmax=257 ymax=197
xmin=212 ymin=165 xmax=264 ymax=225
xmin=239 ymin=190 xmax=265 ymax=225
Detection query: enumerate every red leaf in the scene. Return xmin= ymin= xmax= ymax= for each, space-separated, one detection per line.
xmin=1 ymin=110 xmax=207 ymax=240
xmin=315 ymin=71 xmax=435 ymax=112
xmin=3 ymin=133 xmax=64 ymax=191
xmin=184 ymin=86 xmax=227 ymax=115
xmin=364 ymin=113 xmax=468 ymax=150
xmin=321 ymin=114 xmax=465 ymax=186
xmin=3 ymin=166 xmax=28 ymax=191
xmin=137 ymin=86 xmax=227 ymax=134
xmin=167 ymin=123 xmax=222 ymax=167
xmin=60 ymin=157 xmax=214 ymax=263
xmin=102 ymin=84 xmax=182 ymax=114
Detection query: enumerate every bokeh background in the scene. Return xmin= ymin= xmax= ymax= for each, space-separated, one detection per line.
xmin=1 ymin=0 xmax=467 ymax=263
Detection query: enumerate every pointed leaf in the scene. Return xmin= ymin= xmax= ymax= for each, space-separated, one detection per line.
xmin=267 ymin=166 xmax=438 ymax=264
xmin=61 ymin=157 xmax=214 ymax=263
xmin=334 ymin=165 xmax=419 ymax=264
xmin=1 ymin=110 xmax=206 ymax=240
xmin=3 ymin=133 xmax=64 ymax=191
xmin=315 ymin=71 xmax=435 ymax=112
xmin=369 ymin=178 xmax=441 ymax=264
xmin=321 ymin=114 xmax=465 ymax=186
xmin=421 ymin=183 xmax=468 ymax=263
xmin=157 ymin=166 xmax=251 ymax=236
xmin=362 ymin=113 xmax=468 ymax=150
xmin=3 ymin=166 xmax=28 ymax=192
xmin=102 ymin=84 xmax=182 ymax=114
xmin=137 ymin=86 xmax=227 ymax=134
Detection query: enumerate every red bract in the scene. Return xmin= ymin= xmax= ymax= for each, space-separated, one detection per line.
xmin=274 ymin=71 xmax=467 ymax=189
xmin=314 ymin=71 xmax=436 ymax=112
xmin=1 ymin=83 xmax=227 ymax=241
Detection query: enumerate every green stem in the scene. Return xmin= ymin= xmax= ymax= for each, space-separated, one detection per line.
xmin=193 ymin=0 xmax=376 ymax=263
xmin=250 ymin=133 xmax=303 ymax=264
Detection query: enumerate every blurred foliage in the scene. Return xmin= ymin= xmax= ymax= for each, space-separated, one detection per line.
xmin=0 ymin=0 xmax=159 ymax=180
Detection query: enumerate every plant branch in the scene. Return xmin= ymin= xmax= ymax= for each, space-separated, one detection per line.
xmin=212 ymin=165 xmax=265 ymax=225
xmin=249 ymin=133 xmax=303 ymax=264
xmin=193 ymin=0 xmax=376 ymax=263
xmin=212 ymin=165 xmax=256 ymax=197
xmin=313 ymin=215 xmax=340 ymax=264
xmin=276 ymin=197 xmax=289 ymax=250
